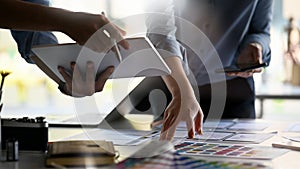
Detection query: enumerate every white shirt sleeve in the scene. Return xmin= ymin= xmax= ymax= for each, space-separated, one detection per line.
xmin=145 ymin=0 xmax=183 ymax=60
xmin=145 ymin=0 xmax=190 ymax=73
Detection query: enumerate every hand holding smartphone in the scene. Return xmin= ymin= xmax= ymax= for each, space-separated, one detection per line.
xmin=215 ymin=62 xmax=267 ymax=73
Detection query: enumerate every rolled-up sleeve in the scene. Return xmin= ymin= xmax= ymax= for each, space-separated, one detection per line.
xmin=11 ymin=31 xmax=58 ymax=63
xmin=239 ymin=0 xmax=273 ymax=65
xmin=145 ymin=0 xmax=183 ymax=59
xmin=10 ymin=0 xmax=58 ymax=64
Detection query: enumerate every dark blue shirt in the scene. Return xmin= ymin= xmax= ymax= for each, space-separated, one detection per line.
xmin=147 ymin=0 xmax=273 ymax=87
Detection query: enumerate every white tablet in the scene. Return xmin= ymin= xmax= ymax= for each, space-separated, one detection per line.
xmin=31 ymin=37 xmax=171 ymax=82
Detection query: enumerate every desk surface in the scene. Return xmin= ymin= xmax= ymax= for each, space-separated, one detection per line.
xmin=256 ymin=121 xmax=300 ymax=168
xmin=256 ymin=83 xmax=300 ymax=97
xmin=255 ymin=84 xmax=300 ymax=118
xmin=1 ymin=120 xmax=300 ymax=169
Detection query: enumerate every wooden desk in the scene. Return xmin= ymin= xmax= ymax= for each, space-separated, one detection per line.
xmin=258 ymin=120 xmax=300 ymax=168
xmin=256 ymin=84 xmax=300 ymax=118
xmin=1 ymin=120 xmax=300 ymax=168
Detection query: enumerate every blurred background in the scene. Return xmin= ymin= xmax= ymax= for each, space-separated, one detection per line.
xmin=0 ymin=0 xmax=299 ymax=121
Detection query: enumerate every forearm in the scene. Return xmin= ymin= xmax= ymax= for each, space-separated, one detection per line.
xmin=0 ymin=0 xmax=71 ymax=32
xmin=239 ymin=0 xmax=272 ymax=63
xmin=162 ymin=57 xmax=195 ymax=99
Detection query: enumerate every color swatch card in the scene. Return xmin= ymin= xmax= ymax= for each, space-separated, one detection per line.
xmin=192 ymin=131 xmax=234 ymax=141
xmin=175 ymin=131 xmax=274 ymax=143
xmin=224 ymin=133 xmax=275 ymax=143
xmin=203 ymin=121 xmax=235 ymax=129
xmin=176 ymin=121 xmax=235 ymax=130
xmin=228 ymin=122 xmax=270 ymax=131
xmin=117 ymin=151 xmax=272 ymax=169
xmin=286 ymin=123 xmax=300 ymax=132
xmin=160 ymin=120 xmax=269 ymax=132
xmin=174 ymin=141 xmax=288 ymax=159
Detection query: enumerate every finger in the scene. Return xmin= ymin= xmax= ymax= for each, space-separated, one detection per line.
xmin=165 ymin=122 xmax=178 ymax=141
xmin=58 ymin=66 xmax=72 ymax=87
xmin=239 ymin=74 xmax=252 ymax=78
xmin=100 ymin=13 xmax=125 ymax=35
xmin=186 ymin=115 xmax=195 ymax=139
xmin=165 ymin=112 xmax=180 ymax=140
xmin=253 ymin=68 xmax=263 ymax=73
xmin=114 ymin=24 xmax=126 ymax=36
xmin=86 ymin=61 xmax=96 ymax=95
xmin=244 ymin=71 xmax=253 ymax=77
xmin=195 ymin=113 xmax=200 ymax=134
xmin=150 ymin=120 xmax=164 ymax=128
xmin=71 ymin=62 xmax=83 ymax=90
xmin=95 ymin=66 xmax=114 ymax=92
xmin=249 ymin=43 xmax=263 ymax=63
xmin=195 ymin=111 xmax=203 ymax=135
xmin=88 ymin=31 xmax=113 ymax=52
xmin=256 ymin=47 xmax=263 ymax=63
xmin=188 ymin=129 xmax=194 ymax=139
xmin=105 ymin=23 xmax=123 ymax=40
xmin=159 ymin=104 xmax=177 ymax=140
xmin=71 ymin=62 xmax=81 ymax=78
xmin=118 ymin=39 xmax=130 ymax=50
xmin=105 ymin=23 xmax=129 ymax=50
xmin=233 ymin=71 xmax=253 ymax=78
xmin=161 ymin=112 xmax=177 ymax=132
xmin=160 ymin=110 xmax=173 ymax=140
xmin=161 ymin=114 xmax=178 ymax=140
xmin=70 ymin=62 xmax=75 ymax=72
xmin=160 ymin=121 xmax=168 ymax=140
xmin=110 ymin=42 xmax=120 ymax=53
xmin=226 ymin=72 xmax=237 ymax=77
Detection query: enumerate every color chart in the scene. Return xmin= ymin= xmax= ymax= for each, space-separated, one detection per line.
xmin=175 ymin=141 xmax=288 ymax=159
xmin=117 ymin=151 xmax=271 ymax=169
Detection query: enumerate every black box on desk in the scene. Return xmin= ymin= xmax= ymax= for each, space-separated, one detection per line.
xmin=1 ymin=117 xmax=48 ymax=151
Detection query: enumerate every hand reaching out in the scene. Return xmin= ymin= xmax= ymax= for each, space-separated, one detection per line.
xmin=159 ymin=94 xmax=203 ymax=140
xmin=153 ymin=57 xmax=204 ymax=141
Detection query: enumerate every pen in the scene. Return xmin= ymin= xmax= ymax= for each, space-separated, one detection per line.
xmin=101 ymin=11 xmax=122 ymax=63
xmin=272 ymin=142 xmax=300 ymax=151
xmin=112 ymin=38 xmax=122 ymax=63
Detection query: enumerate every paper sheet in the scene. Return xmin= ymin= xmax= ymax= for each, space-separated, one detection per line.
xmin=194 ymin=131 xmax=234 ymax=141
xmin=228 ymin=122 xmax=269 ymax=131
xmin=174 ymin=130 xmax=233 ymax=141
xmin=175 ymin=121 xmax=234 ymax=130
xmin=225 ymin=133 xmax=275 ymax=143
xmin=203 ymin=121 xmax=235 ymax=129
xmin=64 ymin=128 xmax=155 ymax=145
xmin=286 ymin=123 xmax=300 ymax=132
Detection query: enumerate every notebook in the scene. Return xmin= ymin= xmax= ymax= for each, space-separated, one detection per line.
xmin=45 ymin=140 xmax=116 ymax=167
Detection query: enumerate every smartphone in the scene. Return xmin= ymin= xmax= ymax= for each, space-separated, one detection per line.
xmin=215 ymin=62 xmax=267 ymax=73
